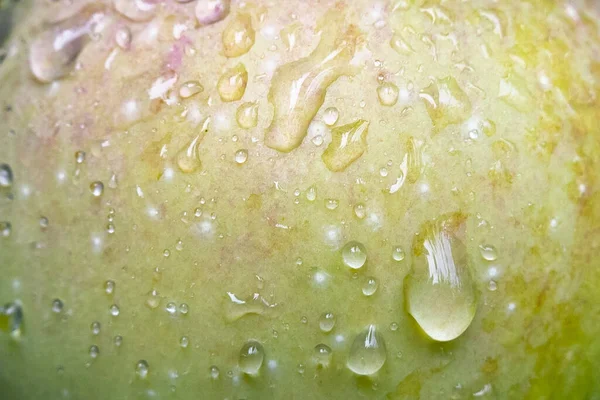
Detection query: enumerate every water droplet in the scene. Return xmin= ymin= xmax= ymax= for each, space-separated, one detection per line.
xmin=306 ymin=186 xmax=316 ymax=202
xmin=196 ymin=0 xmax=230 ymax=25
xmin=265 ymin=12 xmax=360 ymax=152
xmin=235 ymin=149 xmax=248 ymax=164
xmin=91 ymin=321 xmax=101 ymax=335
xmin=209 ymin=365 xmax=220 ymax=379
xmin=498 ymin=75 xmax=533 ymax=112
xmin=325 ymin=199 xmax=339 ymax=210
xmin=1 ymin=222 xmax=12 ymax=238
xmin=52 ymin=299 xmax=64 ymax=313
xmin=109 ymin=304 xmax=120 ymax=317
xmin=354 ymin=204 xmax=366 ymax=219
xmin=347 ymin=325 xmax=387 ymax=375
xmin=392 ymin=246 xmax=405 ymax=261
xmin=106 ymin=224 xmax=115 ymax=234
xmin=377 ymin=82 xmax=399 ymax=106
xmin=478 ymin=244 xmax=498 ymax=261
xmin=482 ymin=119 xmax=496 ymax=137
xmin=75 ymin=151 xmax=86 ymax=164
xmin=362 ymin=277 xmax=378 ymax=296
xmin=163 ymin=249 xmax=170 ymax=258
xmin=239 ymin=340 xmax=265 ymax=375
xmin=379 ymin=167 xmax=388 ymax=177
xmin=0 ymin=164 xmax=13 ymax=187
xmin=0 ymin=302 xmax=24 ymax=339
xmin=313 ymin=344 xmax=332 ymax=368
xmin=389 ymin=322 xmax=399 ymax=331
xmin=312 ymin=135 xmax=324 ymax=146
xmin=179 ymin=336 xmax=189 ymax=348
xmin=179 ymin=303 xmax=189 ymax=315
xmin=419 ymin=77 xmax=472 ymax=131
xmin=488 ymin=280 xmax=497 ymax=291
xmin=342 ymin=241 xmax=367 ymax=269
xmin=166 ymin=302 xmax=177 ymax=315
xmin=89 ymin=181 xmax=104 ymax=197
xmin=179 ymin=80 xmax=204 ymax=99
xmin=323 ymin=107 xmax=339 ymax=126
xmin=146 ymin=289 xmax=161 ymax=309
xmin=322 ymin=120 xmax=369 ymax=172
xmin=319 ymin=312 xmax=336 ymax=333
xmin=136 ymin=360 xmax=149 ymax=379
xmin=177 ymin=134 xmax=203 ymax=173
xmin=404 ymin=213 xmax=477 ymax=342
xmin=115 ymin=26 xmax=132 ymax=50
xmin=89 ymin=345 xmax=99 ymax=359
xmin=222 ymin=13 xmax=255 ymax=57
xmin=114 ymin=335 xmax=123 ymax=347
xmin=236 ymin=102 xmax=258 ymax=128
xmin=390 ymin=33 xmax=414 ymax=55
xmin=217 ymin=63 xmax=248 ymax=102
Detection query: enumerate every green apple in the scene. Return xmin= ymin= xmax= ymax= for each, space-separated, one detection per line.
xmin=1 ymin=0 xmax=599 ymax=398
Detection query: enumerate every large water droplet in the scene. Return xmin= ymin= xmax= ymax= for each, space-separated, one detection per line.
xmin=377 ymin=82 xmax=399 ymax=106
xmin=265 ymin=12 xmax=360 ymax=152
xmin=136 ymin=360 xmax=149 ymax=379
xmin=225 ymin=291 xmax=275 ymax=322
xmin=222 ymin=13 xmax=255 ymax=57
xmin=196 ymin=0 xmax=230 ymax=25
xmin=313 ymin=344 xmax=332 ymax=368
xmin=322 ymin=120 xmax=369 ymax=172
xmin=177 ymin=134 xmax=203 ymax=173
xmin=179 ymin=80 xmax=204 ymax=99
xmin=0 ymin=164 xmax=13 ymax=188
xmin=347 ymin=324 xmax=387 ymax=375
xmin=236 ymin=102 xmax=258 ymax=128
xmin=217 ymin=63 xmax=248 ymax=102
xmin=0 ymin=302 xmax=24 ymax=340
xmin=319 ymin=312 xmax=336 ymax=333
xmin=239 ymin=340 xmax=265 ymax=375
xmin=109 ymin=304 xmax=120 ymax=316
xmin=404 ymin=213 xmax=477 ymax=342
xmin=342 ymin=241 xmax=367 ymax=269
xmin=419 ymin=77 xmax=472 ymax=131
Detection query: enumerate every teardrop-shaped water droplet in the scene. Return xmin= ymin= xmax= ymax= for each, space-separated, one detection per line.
xmin=347 ymin=324 xmax=387 ymax=375
xmin=236 ymin=102 xmax=259 ymax=128
xmin=239 ymin=340 xmax=265 ymax=375
xmin=179 ymin=80 xmax=204 ymax=99
xmin=177 ymin=135 xmax=202 ymax=173
xmin=342 ymin=241 xmax=367 ymax=269
xmin=322 ymin=120 xmax=369 ymax=172
xmin=404 ymin=213 xmax=477 ymax=342
xmin=217 ymin=63 xmax=248 ymax=102
xmin=222 ymin=13 xmax=255 ymax=57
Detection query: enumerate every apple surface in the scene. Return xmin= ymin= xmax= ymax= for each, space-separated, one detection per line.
xmin=1 ymin=0 xmax=600 ymax=399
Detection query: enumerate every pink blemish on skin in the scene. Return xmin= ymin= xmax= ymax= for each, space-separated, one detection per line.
xmin=164 ymin=36 xmax=192 ymax=72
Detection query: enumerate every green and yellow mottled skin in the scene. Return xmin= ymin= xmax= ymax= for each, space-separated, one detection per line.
xmin=1 ymin=0 xmax=600 ymax=398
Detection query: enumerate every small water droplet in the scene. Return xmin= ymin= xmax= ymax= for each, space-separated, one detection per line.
xmin=114 ymin=335 xmax=123 ymax=347
xmin=478 ymin=244 xmax=498 ymax=261
xmin=342 ymin=241 xmax=367 ymax=269
xmin=146 ymin=290 xmax=161 ymax=309
xmin=75 ymin=151 xmax=86 ymax=164
xmin=0 ymin=302 xmax=24 ymax=339
xmin=354 ymin=204 xmax=366 ymax=219
xmin=136 ymin=360 xmax=149 ymax=379
xmin=319 ymin=312 xmax=336 ymax=333
xmin=91 ymin=321 xmax=101 ymax=335
xmin=166 ymin=302 xmax=177 ymax=315
xmin=306 ymin=186 xmax=316 ymax=201
xmin=236 ymin=102 xmax=259 ymax=129
xmin=0 ymin=164 xmax=13 ymax=187
xmin=109 ymin=304 xmax=120 ymax=317
xmin=115 ymin=26 xmax=132 ymax=50
xmin=488 ymin=280 xmax=498 ymax=291
xmin=89 ymin=345 xmax=99 ymax=359
xmin=325 ymin=198 xmax=339 ymax=210
xmin=89 ymin=181 xmax=104 ymax=197
xmin=222 ymin=13 xmax=255 ymax=57
xmin=239 ymin=340 xmax=265 ymax=375
xmin=177 ymin=134 xmax=203 ymax=173
xmin=379 ymin=167 xmax=388 ymax=177
xmin=179 ymin=336 xmax=189 ymax=348
xmin=106 ymin=223 xmax=115 ymax=234
xmin=1 ymin=222 xmax=12 ymax=238
xmin=312 ymin=135 xmax=324 ymax=146
xmin=217 ymin=63 xmax=248 ymax=102
xmin=163 ymin=249 xmax=171 ymax=258
xmin=392 ymin=246 xmax=405 ymax=261
xmin=179 ymin=80 xmax=204 ymax=99
xmin=322 ymin=120 xmax=370 ymax=172
xmin=347 ymin=325 xmax=387 ymax=375
xmin=179 ymin=303 xmax=189 ymax=315
xmin=235 ymin=149 xmax=248 ymax=164
xmin=377 ymin=82 xmax=399 ymax=106
xmin=301 ymin=316 xmax=308 ymax=324
xmin=196 ymin=0 xmax=230 ymax=25
xmin=362 ymin=277 xmax=378 ymax=296
xmin=313 ymin=344 xmax=332 ymax=368
xmin=323 ymin=107 xmax=339 ymax=126
xmin=389 ymin=322 xmax=399 ymax=331
xmin=210 ymin=365 xmax=220 ymax=379
xmin=52 ymin=299 xmax=64 ymax=313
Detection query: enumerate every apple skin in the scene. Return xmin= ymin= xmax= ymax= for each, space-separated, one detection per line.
xmin=1 ymin=0 xmax=600 ymax=399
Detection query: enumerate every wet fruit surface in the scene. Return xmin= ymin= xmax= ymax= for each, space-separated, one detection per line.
xmin=1 ymin=0 xmax=600 ymax=399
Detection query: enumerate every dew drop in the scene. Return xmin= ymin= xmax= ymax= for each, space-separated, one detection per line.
xmin=478 ymin=244 xmax=498 ymax=261
xmin=306 ymin=186 xmax=316 ymax=202
xmin=179 ymin=303 xmax=189 ymax=315
xmin=210 ymin=365 xmax=220 ymax=379
xmin=109 ymin=304 xmax=120 ymax=317
xmin=319 ymin=312 xmax=336 ymax=333
xmin=404 ymin=213 xmax=477 ymax=342
xmin=136 ymin=360 xmax=149 ymax=379
xmin=323 ymin=107 xmax=339 ymax=126
xmin=166 ymin=302 xmax=177 ymax=315
xmin=0 ymin=164 xmax=13 ymax=187
xmin=325 ymin=198 xmax=339 ymax=210
xmin=196 ymin=0 xmax=230 ymax=25
xmin=89 ymin=181 xmax=104 ymax=197
xmin=488 ymin=280 xmax=498 ymax=291
xmin=322 ymin=120 xmax=369 ymax=172
xmin=389 ymin=322 xmax=399 ymax=331
xmin=0 ymin=302 xmax=24 ymax=339
xmin=419 ymin=77 xmax=472 ymax=131
xmin=115 ymin=26 xmax=132 ymax=50
xmin=146 ymin=290 xmax=161 ymax=309
xmin=239 ymin=340 xmax=265 ymax=375
xmin=1 ymin=222 xmax=12 ymax=238
xmin=342 ymin=241 xmax=367 ymax=269
xmin=52 ymin=299 xmax=64 ymax=313
xmin=347 ymin=325 xmax=387 ymax=375
xmin=354 ymin=204 xmax=366 ymax=219
xmin=114 ymin=335 xmax=123 ymax=347
xmin=235 ymin=149 xmax=248 ymax=164
xmin=362 ymin=277 xmax=378 ymax=296
xmin=236 ymin=102 xmax=258 ymax=129
xmin=377 ymin=82 xmax=399 ymax=106
xmin=390 ymin=33 xmax=414 ymax=55
xmin=75 ymin=151 xmax=86 ymax=164
xmin=222 ymin=13 xmax=255 ymax=57
xmin=179 ymin=80 xmax=204 ymax=99
xmin=179 ymin=336 xmax=189 ymax=348
xmin=217 ymin=63 xmax=248 ymax=102
xmin=89 ymin=345 xmax=99 ymax=359
xmin=91 ymin=321 xmax=101 ymax=335
xmin=313 ymin=344 xmax=332 ymax=368
xmin=177 ymin=134 xmax=203 ymax=173
xmin=392 ymin=246 xmax=405 ymax=261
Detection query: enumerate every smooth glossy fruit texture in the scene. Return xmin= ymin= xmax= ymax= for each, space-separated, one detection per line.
xmin=1 ymin=0 xmax=600 ymax=399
